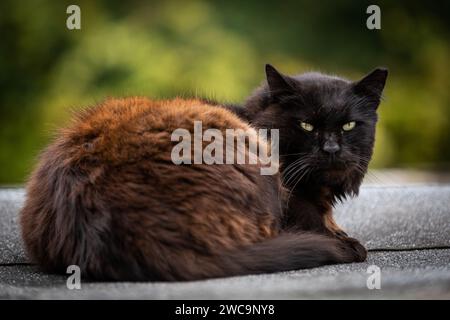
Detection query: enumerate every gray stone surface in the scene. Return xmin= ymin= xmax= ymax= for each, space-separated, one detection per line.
xmin=334 ymin=185 xmax=450 ymax=250
xmin=0 ymin=250 xmax=449 ymax=299
xmin=0 ymin=189 xmax=27 ymax=264
xmin=0 ymin=185 xmax=449 ymax=299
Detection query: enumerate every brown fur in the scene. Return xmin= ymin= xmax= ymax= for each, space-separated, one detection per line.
xmin=323 ymin=209 xmax=344 ymax=236
xmin=20 ymin=97 xmax=362 ymax=281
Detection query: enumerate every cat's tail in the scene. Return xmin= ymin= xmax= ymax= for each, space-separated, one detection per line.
xmin=168 ymin=232 xmax=363 ymax=281
xmin=211 ymin=232 xmax=360 ymax=278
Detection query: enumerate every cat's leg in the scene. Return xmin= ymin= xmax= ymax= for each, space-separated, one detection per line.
xmin=283 ymin=199 xmax=367 ymax=262
xmin=322 ymin=211 xmax=367 ymax=262
xmin=323 ymin=210 xmax=347 ymax=237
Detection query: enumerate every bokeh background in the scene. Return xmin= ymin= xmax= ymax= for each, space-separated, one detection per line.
xmin=0 ymin=0 xmax=449 ymax=185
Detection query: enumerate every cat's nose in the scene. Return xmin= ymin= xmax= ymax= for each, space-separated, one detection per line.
xmin=323 ymin=141 xmax=340 ymax=154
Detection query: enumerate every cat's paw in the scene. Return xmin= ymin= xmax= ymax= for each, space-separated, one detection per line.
xmin=339 ymin=237 xmax=367 ymax=263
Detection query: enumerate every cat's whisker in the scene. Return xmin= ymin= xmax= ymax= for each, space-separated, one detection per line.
xmin=283 ymin=163 xmax=309 ymax=188
xmin=281 ymin=158 xmax=312 ymax=186
xmin=281 ymin=158 xmax=308 ymax=181
xmin=285 ymin=166 xmax=312 ymax=209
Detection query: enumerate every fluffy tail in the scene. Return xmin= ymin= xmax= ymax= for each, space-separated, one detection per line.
xmin=155 ymin=232 xmax=360 ymax=281
xmin=217 ymin=232 xmax=357 ymax=277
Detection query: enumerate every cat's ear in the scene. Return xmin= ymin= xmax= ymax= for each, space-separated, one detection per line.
xmin=353 ymin=67 xmax=388 ymax=100
xmin=265 ymin=64 xmax=294 ymax=97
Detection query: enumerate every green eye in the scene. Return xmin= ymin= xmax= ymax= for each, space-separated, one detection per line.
xmin=300 ymin=122 xmax=314 ymax=132
xmin=342 ymin=121 xmax=356 ymax=131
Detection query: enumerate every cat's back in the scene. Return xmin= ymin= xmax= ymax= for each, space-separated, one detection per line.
xmin=60 ymin=97 xmax=250 ymax=163
xmin=20 ymin=97 xmax=282 ymax=280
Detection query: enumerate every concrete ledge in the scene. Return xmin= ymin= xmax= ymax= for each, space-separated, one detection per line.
xmin=334 ymin=185 xmax=450 ymax=250
xmin=0 ymin=189 xmax=26 ymax=264
xmin=0 ymin=250 xmax=449 ymax=299
xmin=0 ymin=185 xmax=449 ymax=299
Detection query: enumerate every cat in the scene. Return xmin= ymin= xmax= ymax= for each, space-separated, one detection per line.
xmin=240 ymin=65 xmax=387 ymax=241
xmin=20 ymin=65 xmax=387 ymax=281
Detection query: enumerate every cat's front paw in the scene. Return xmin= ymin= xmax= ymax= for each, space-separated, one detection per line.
xmin=341 ymin=237 xmax=367 ymax=262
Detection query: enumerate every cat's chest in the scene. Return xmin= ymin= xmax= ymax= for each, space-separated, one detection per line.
xmin=283 ymin=192 xmax=330 ymax=231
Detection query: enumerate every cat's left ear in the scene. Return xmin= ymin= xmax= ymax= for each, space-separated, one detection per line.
xmin=353 ymin=67 xmax=388 ymax=101
xmin=265 ymin=64 xmax=294 ymax=97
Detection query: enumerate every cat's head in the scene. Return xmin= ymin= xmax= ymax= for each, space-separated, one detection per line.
xmin=245 ymin=64 xmax=388 ymax=201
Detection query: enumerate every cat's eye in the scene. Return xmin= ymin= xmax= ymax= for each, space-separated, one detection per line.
xmin=342 ymin=121 xmax=356 ymax=131
xmin=300 ymin=122 xmax=314 ymax=132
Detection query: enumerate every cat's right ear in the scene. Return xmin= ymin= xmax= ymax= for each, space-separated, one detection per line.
xmin=265 ymin=64 xmax=294 ymax=97
xmin=353 ymin=67 xmax=388 ymax=100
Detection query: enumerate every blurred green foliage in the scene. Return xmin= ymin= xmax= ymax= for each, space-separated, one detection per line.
xmin=0 ymin=0 xmax=449 ymax=184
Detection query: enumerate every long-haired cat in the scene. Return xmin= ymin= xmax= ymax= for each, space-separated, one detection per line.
xmin=20 ymin=65 xmax=387 ymax=281
xmin=242 ymin=65 xmax=388 ymax=240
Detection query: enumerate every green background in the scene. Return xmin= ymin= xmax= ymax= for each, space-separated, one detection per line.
xmin=0 ymin=0 xmax=449 ymax=184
